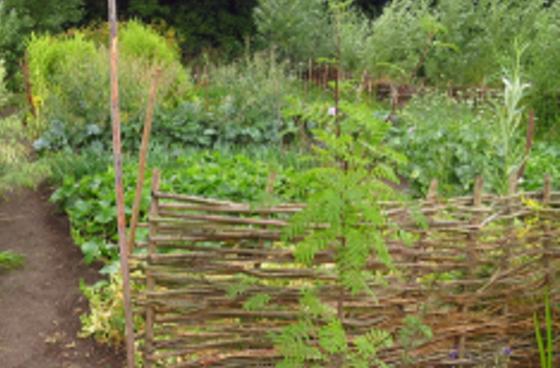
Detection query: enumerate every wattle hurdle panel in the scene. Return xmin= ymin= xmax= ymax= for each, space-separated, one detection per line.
xmin=132 ymin=172 xmax=560 ymax=367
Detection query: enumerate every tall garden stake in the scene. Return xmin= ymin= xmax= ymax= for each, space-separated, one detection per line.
xmin=108 ymin=0 xmax=135 ymax=366
xmin=128 ymin=69 xmax=161 ymax=255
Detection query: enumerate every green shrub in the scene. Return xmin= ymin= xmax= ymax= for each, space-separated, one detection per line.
xmin=253 ymin=0 xmax=560 ymax=130
xmin=0 ymin=0 xmax=84 ymax=89
xmin=388 ymin=94 xmax=498 ymax=195
xmin=0 ymin=115 xmax=50 ymax=195
xmin=254 ymin=0 xmax=333 ymax=62
xmin=152 ymin=52 xmax=297 ymax=148
xmin=27 ymin=21 xmax=190 ymax=151
xmin=364 ymin=0 xmax=436 ymax=82
xmin=390 ymin=55 xmax=531 ymax=197
xmin=254 ymin=0 xmax=372 ymax=71
xmin=27 ymin=33 xmax=104 ymax=138
xmin=27 ymin=33 xmax=97 ymax=101
xmin=274 ymin=89 xmax=419 ymax=367
xmin=0 ymin=3 xmax=27 ymax=89
xmin=524 ymin=2 xmax=560 ymax=130
xmin=211 ymin=52 xmax=298 ymax=145
xmin=424 ymin=0 xmax=543 ymax=86
xmin=125 ymin=0 xmax=256 ymax=59
xmin=335 ymin=3 xmax=371 ymax=72
xmin=120 ymin=20 xmax=179 ymax=66
xmin=523 ymin=142 xmax=560 ymax=191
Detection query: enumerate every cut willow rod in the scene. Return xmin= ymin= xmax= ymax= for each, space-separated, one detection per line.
xmin=107 ymin=0 xmax=135 ymax=366
xmin=128 ymin=69 xmax=161 ymax=255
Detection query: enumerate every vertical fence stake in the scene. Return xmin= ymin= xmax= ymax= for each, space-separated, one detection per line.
xmin=426 ymin=179 xmax=439 ymax=203
xmin=107 ymin=0 xmax=135 ymax=366
xmin=543 ymin=175 xmax=552 ymax=289
xmin=144 ymin=169 xmax=160 ymax=368
xmin=254 ymin=170 xmax=277 ymax=271
xmin=459 ymin=176 xmax=484 ymax=359
xmin=128 ymin=69 xmax=161 ymax=255
xmin=500 ymin=172 xmax=518 ymax=350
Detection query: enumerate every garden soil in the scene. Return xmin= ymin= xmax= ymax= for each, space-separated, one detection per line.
xmin=0 ymin=187 xmax=125 ymax=368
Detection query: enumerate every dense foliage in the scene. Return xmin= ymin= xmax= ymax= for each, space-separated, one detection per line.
xmin=50 ymin=150 xmax=298 ymax=264
xmin=388 ymin=94 xmax=497 ymax=195
xmin=27 ymin=21 xmax=189 ymax=150
xmin=275 ymin=97 xmax=408 ymax=366
xmin=389 ymin=52 xmax=532 ymax=195
xmin=0 ymin=114 xmax=50 ymax=195
xmin=256 ymin=0 xmax=560 ymax=129
xmin=0 ymin=0 xmax=84 ymax=87
xmin=153 ymin=52 xmax=298 ymax=149
xmin=27 ymin=22 xmax=303 ymax=151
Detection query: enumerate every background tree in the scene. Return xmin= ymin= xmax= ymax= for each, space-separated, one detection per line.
xmin=0 ymin=0 xmax=84 ymax=88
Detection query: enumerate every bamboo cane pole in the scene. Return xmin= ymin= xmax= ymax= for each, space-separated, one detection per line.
xmin=107 ymin=0 xmax=135 ymax=366
xmin=128 ymin=69 xmax=161 ymax=255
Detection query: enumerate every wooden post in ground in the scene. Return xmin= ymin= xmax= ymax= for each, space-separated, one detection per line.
xmin=426 ymin=179 xmax=438 ymax=203
xmin=253 ymin=170 xmax=277 ymax=272
xmin=458 ymin=176 xmax=484 ymax=359
xmin=107 ymin=0 xmax=135 ymax=366
xmin=128 ymin=69 xmax=161 ymax=255
xmin=144 ymin=169 xmax=160 ymax=367
xmin=542 ymin=175 xmax=552 ymax=289
xmin=500 ymin=172 xmax=518 ymax=350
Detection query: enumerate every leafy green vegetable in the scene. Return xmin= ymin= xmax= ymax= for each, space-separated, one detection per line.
xmin=51 ymin=150 xmax=298 ymax=264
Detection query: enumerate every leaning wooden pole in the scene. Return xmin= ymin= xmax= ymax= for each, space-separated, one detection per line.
xmin=128 ymin=69 xmax=161 ymax=255
xmin=108 ymin=0 xmax=136 ymax=366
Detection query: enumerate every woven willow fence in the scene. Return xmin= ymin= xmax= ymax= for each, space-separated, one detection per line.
xmin=132 ymin=174 xmax=560 ymax=367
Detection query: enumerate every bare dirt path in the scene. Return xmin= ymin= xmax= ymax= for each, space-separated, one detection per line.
xmin=0 ymin=187 xmax=124 ymax=368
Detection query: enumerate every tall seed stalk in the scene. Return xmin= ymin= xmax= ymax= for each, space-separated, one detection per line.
xmin=494 ymin=42 xmax=530 ymax=193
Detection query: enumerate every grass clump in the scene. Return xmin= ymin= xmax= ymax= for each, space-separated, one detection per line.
xmin=0 ymin=250 xmax=24 ymax=271
xmin=0 ymin=115 xmax=50 ymax=195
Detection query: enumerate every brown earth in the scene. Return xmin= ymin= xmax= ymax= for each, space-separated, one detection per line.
xmin=0 ymin=187 xmax=125 ymax=368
